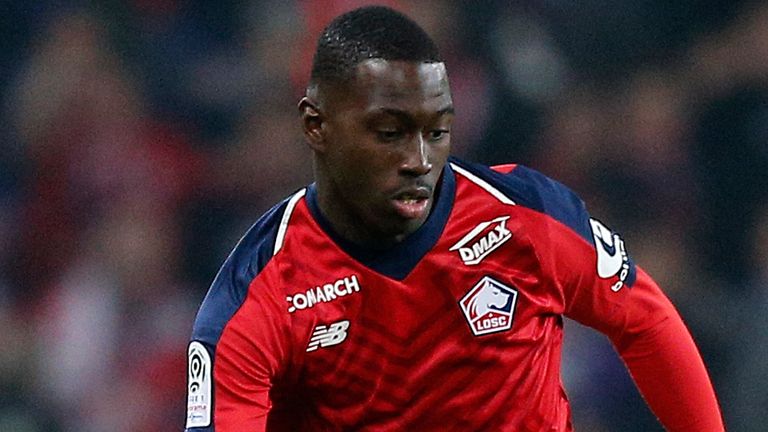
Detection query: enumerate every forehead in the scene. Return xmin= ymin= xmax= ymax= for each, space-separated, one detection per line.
xmin=341 ymin=59 xmax=452 ymax=112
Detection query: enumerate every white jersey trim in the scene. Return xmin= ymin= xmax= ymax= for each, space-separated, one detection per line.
xmin=450 ymin=163 xmax=516 ymax=205
xmin=273 ymin=188 xmax=307 ymax=255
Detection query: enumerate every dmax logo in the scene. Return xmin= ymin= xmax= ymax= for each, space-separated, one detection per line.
xmin=459 ymin=276 xmax=518 ymax=336
xmin=450 ymin=216 xmax=512 ymax=265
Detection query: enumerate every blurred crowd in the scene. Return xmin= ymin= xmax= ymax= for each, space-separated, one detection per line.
xmin=0 ymin=1 xmax=766 ymax=431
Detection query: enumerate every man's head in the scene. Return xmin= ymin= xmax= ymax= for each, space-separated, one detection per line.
xmin=308 ymin=6 xmax=442 ymax=86
xmin=299 ymin=6 xmax=454 ymax=246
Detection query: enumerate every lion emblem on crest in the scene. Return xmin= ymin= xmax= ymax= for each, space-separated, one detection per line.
xmin=459 ymin=276 xmax=519 ymax=336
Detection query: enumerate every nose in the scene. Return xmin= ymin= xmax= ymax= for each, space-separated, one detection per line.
xmin=399 ymin=134 xmax=432 ymax=176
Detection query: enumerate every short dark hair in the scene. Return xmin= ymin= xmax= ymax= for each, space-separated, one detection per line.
xmin=310 ymin=6 xmax=442 ymax=85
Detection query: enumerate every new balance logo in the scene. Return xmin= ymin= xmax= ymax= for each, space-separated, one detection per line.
xmin=306 ymin=320 xmax=350 ymax=352
xmin=450 ymin=216 xmax=512 ymax=265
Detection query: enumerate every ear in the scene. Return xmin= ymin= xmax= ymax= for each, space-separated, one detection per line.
xmin=298 ymin=96 xmax=326 ymax=152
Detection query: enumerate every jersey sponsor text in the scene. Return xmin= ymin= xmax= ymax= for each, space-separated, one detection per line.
xmin=287 ymin=275 xmax=361 ymax=313
xmin=450 ymin=216 xmax=512 ymax=265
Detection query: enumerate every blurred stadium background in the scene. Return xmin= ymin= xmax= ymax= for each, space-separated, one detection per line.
xmin=1 ymin=0 xmax=766 ymax=430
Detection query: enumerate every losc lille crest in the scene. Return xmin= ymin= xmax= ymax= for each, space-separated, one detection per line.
xmin=459 ymin=276 xmax=518 ymax=336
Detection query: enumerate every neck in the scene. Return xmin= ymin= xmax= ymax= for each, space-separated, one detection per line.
xmin=314 ymin=178 xmax=409 ymax=249
xmin=311 ymin=155 xmax=434 ymax=248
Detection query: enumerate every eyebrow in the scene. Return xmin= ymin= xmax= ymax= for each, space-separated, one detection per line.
xmin=374 ymin=105 xmax=455 ymax=121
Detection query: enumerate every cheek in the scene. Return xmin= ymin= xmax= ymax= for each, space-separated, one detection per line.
xmin=429 ymin=140 xmax=451 ymax=165
xmin=328 ymin=143 xmax=384 ymax=190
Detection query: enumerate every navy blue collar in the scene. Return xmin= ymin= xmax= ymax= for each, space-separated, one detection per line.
xmin=305 ymin=164 xmax=456 ymax=280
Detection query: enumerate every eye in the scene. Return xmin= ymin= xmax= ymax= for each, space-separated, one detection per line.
xmin=428 ymin=129 xmax=450 ymax=141
xmin=377 ymin=130 xmax=404 ymax=142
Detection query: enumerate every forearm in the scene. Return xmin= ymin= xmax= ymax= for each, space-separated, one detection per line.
xmin=612 ymin=306 xmax=724 ymax=431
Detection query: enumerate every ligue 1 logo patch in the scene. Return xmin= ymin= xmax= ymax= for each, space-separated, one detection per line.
xmin=186 ymin=341 xmax=211 ymax=428
xmin=459 ymin=276 xmax=518 ymax=336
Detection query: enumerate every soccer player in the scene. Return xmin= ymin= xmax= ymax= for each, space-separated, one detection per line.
xmin=185 ymin=6 xmax=724 ymax=431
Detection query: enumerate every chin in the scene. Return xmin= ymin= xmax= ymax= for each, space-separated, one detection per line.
xmin=393 ymin=217 xmax=427 ymax=239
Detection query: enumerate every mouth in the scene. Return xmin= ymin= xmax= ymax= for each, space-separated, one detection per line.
xmin=390 ymin=187 xmax=432 ymax=220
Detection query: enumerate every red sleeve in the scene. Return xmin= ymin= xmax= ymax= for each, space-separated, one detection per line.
xmin=539 ymin=215 xmax=724 ymax=431
xmin=213 ymin=279 xmax=291 ymax=431
xmin=602 ymin=268 xmax=724 ymax=432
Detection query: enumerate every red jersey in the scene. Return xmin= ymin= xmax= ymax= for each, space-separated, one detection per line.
xmin=185 ymin=158 xmax=723 ymax=431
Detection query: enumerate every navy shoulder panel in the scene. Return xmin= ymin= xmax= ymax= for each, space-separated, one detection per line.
xmin=450 ymin=157 xmax=592 ymax=241
xmin=450 ymin=157 xmax=636 ymax=287
xmin=191 ymin=194 xmax=294 ymax=346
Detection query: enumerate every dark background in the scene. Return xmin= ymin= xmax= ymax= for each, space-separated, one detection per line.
xmin=1 ymin=0 xmax=766 ymax=430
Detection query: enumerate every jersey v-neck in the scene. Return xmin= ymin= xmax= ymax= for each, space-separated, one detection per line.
xmin=304 ymin=164 xmax=456 ymax=281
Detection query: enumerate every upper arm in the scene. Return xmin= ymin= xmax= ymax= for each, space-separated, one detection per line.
xmin=186 ymin=266 xmax=291 ymax=432
xmin=185 ymin=197 xmax=297 ymax=431
xmin=540 ymin=212 xmax=671 ymax=339
xmin=490 ymin=164 xmax=658 ymax=335
xmin=490 ymin=162 xmax=722 ymax=429
xmin=211 ymin=279 xmax=290 ymax=431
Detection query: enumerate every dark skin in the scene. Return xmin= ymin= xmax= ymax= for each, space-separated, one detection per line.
xmin=299 ymin=59 xmax=454 ymax=247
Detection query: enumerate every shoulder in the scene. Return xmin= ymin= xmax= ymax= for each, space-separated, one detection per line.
xmin=191 ymin=188 xmax=307 ymax=346
xmin=449 ymin=158 xmax=638 ymax=290
xmin=448 ymin=157 xmax=591 ymax=241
